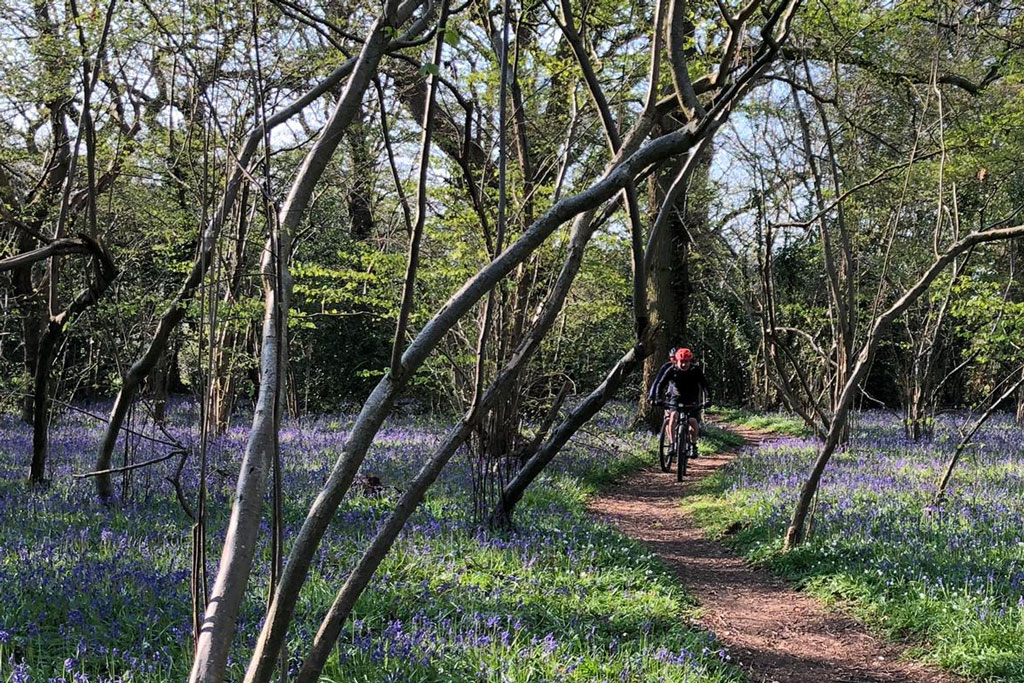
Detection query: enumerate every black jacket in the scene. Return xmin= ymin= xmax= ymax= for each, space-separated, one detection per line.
xmin=649 ymin=362 xmax=709 ymax=405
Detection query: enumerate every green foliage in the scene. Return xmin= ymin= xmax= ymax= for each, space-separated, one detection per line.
xmin=950 ymin=274 xmax=1024 ymax=368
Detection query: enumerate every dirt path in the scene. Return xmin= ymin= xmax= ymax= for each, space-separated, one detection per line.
xmin=588 ymin=425 xmax=959 ymax=683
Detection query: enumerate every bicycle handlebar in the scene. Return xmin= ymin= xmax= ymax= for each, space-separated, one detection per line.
xmin=652 ymin=399 xmax=711 ymax=410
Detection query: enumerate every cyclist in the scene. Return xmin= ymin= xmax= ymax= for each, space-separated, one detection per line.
xmin=648 ymin=347 xmax=711 ymax=451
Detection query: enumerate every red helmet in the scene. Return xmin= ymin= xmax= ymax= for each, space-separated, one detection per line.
xmin=674 ymin=348 xmax=693 ymax=363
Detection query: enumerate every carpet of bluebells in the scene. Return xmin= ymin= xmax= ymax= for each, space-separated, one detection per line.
xmin=692 ymin=411 xmax=1024 ymax=680
xmin=0 ymin=401 xmax=739 ymax=682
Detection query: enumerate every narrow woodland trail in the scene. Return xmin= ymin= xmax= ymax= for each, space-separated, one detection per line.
xmin=588 ymin=425 xmax=960 ymax=683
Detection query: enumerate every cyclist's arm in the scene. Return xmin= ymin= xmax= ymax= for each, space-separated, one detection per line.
xmin=649 ymin=362 xmax=671 ymax=403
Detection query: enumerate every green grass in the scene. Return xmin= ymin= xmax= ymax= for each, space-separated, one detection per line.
xmin=286 ymin=414 xmax=746 ymax=682
xmin=682 ymin=468 xmax=753 ymax=540
xmin=698 ymin=421 xmax=748 ymax=454
xmin=710 ymin=407 xmax=810 ymax=437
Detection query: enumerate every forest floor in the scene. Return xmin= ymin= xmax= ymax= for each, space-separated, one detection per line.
xmin=588 ymin=424 xmax=961 ymax=683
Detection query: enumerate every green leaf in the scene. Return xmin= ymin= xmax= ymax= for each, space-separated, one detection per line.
xmin=419 ymin=62 xmax=440 ymax=77
xmin=443 ymin=27 xmax=460 ymax=46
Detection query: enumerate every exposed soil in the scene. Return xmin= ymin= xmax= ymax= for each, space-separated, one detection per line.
xmin=588 ymin=425 xmax=960 ymax=683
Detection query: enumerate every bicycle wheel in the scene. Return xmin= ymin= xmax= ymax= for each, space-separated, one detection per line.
xmin=658 ymin=418 xmax=674 ymax=472
xmin=676 ymin=422 xmax=687 ymax=481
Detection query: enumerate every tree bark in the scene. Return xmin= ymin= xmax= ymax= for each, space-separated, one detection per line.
xmin=29 ymin=319 xmax=60 ymax=483
xmin=346 ymin=105 xmax=375 ymax=240
xmin=638 ymin=139 xmax=713 ymax=431
xmin=27 ymin=239 xmax=117 ymax=483
xmin=495 ymin=334 xmax=657 ymax=524
xmin=16 ymin=274 xmax=43 ymax=423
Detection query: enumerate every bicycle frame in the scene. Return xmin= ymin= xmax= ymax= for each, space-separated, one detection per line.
xmin=654 ymin=400 xmax=705 ymax=480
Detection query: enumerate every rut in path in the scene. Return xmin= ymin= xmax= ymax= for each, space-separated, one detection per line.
xmin=588 ymin=425 xmax=960 ymax=683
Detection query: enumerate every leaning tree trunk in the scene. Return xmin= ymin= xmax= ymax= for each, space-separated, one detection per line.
xmin=245 ymin=5 xmax=805 ymax=669
xmin=785 ymin=223 xmax=1024 ymax=548
xmin=188 ymin=3 xmax=427 ymax=679
xmin=290 ymin=164 xmax=638 ymax=679
xmin=495 ymin=334 xmax=656 ymax=525
xmin=245 ymin=110 xmax=691 ymax=683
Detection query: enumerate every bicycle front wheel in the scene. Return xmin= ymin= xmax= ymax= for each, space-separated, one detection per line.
xmin=675 ymin=423 xmax=687 ymax=481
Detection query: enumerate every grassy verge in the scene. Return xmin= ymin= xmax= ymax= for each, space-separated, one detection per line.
xmin=698 ymin=421 xmax=747 ymax=454
xmin=683 ymin=414 xmax=1024 ymax=681
xmin=0 ymin=403 xmax=742 ymax=682
xmin=710 ymin=407 xmax=810 ymax=437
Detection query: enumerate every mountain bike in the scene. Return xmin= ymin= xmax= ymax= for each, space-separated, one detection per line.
xmin=654 ymin=400 xmax=710 ymax=481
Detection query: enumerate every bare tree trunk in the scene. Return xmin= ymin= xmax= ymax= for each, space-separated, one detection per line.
xmin=210 ymin=186 xmax=255 ymax=432
xmin=293 ymin=176 xmax=640 ymax=678
xmin=347 ymin=105 xmax=375 ymax=240
xmin=25 ymin=241 xmax=118 ymax=484
xmin=29 ymin=319 xmax=59 ymax=483
xmin=389 ymin=0 xmax=452 ymax=374
xmin=246 ymin=115 xmax=700 ymax=683
xmin=97 ymin=314 xmax=185 ymax=498
xmin=902 ymin=254 xmax=967 ymax=441
xmin=149 ymin=341 xmax=173 ymax=425
xmin=245 ymin=6 xmax=804 ymax=668
xmin=17 ymin=284 xmax=42 ymax=423
xmin=209 ymin=331 xmax=237 ymax=432
xmin=92 ymin=11 xmax=436 ymax=498
xmin=495 ymin=334 xmax=656 ymax=524
xmin=189 ymin=4 xmax=424 ymax=679
xmin=785 ymin=223 xmax=1024 ymax=548
xmin=638 ymin=141 xmax=712 ymax=431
